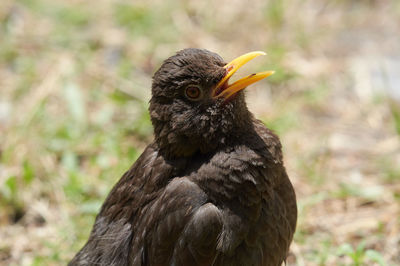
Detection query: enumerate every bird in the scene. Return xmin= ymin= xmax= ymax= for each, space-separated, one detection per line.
xmin=69 ymin=48 xmax=297 ymax=266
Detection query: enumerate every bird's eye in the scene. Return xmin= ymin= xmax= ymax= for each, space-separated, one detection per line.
xmin=184 ymin=85 xmax=202 ymax=100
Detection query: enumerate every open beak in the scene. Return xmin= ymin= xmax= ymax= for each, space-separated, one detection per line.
xmin=212 ymin=51 xmax=274 ymax=100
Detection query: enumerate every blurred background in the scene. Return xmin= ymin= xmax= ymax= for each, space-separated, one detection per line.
xmin=1 ymin=0 xmax=399 ymax=265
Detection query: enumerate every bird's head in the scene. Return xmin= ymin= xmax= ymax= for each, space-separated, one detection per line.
xmin=149 ymin=48 xmax=274 ymax=157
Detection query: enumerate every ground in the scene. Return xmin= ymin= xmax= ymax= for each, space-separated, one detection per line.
xmin=0 ymin=0 xmax=399 ymax=265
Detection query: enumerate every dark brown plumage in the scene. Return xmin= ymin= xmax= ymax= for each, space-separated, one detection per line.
xmin=69 ymin=48 xmax=297 ymax=266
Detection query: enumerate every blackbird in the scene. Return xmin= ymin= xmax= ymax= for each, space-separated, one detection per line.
xmin=69 ymin=48 xmax=297 ymax=266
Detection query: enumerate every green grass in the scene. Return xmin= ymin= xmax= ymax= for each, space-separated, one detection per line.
xmin=390 ymin=103 xmax=400 ymax=136
xmin=337 ymin=242 xmax=387 ymax=266
xmin=1 ymin=0 xmax=399 ymax=265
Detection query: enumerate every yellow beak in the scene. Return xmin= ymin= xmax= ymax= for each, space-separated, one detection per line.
xmin=212 ymin=51 xmax=274 ymax=100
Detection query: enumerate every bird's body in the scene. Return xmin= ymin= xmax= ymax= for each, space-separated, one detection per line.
xmin=70 ymin=49 xmax=297 ymax=266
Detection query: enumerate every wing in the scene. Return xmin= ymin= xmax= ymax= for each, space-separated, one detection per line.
xmin=69 ymin=144 xmax=223 ymax=266
xmin=68 ymin=145 xmax=162 ymax=266
xmin=131 ymin=178 xmax=223 ymax=266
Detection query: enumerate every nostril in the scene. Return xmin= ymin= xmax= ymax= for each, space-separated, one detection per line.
xmin=226 ymin=65 xmax=234 ymax=72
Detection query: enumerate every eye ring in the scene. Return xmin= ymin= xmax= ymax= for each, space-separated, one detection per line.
xmin=184 ymin=85 xmax=203 ymax=100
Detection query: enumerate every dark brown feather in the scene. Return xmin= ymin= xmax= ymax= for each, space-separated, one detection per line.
xmin=69 ymin=49 xmax=297 ymax=266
